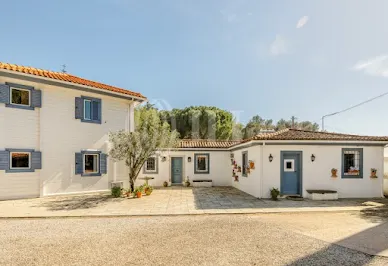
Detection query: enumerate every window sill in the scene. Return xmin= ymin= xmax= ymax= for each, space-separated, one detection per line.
xmin=194 ymin=171 xmax=210 ymax=174
xmin=5 ymin=103 xmax=34 ymax=110
xmin=81 ymin=119 xmax=101 ymax=124
xmin=144 ymin=171 xmax=158 ymax=174
xmin=341 ymin=175 xmax=363 ymax=179
xmin=6 ymin=169 xmax=36 ymax=173
xmin=82 ymin=172 xmax=102 ymax=177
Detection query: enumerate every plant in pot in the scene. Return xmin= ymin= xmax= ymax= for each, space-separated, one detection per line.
xmin=144 ymin=184 xmax=154 ymax=195
xmin=371 ymin=168 xmax=377 ymax=178
xmin=133 ymin=186 xmax=144 ymax=198
xmin=331 ymin=168 xmax=338 ymax=178
xmin=234 ymin=175 xmax=239 ymax=182
xmin=124 ymin=188 xmax=132 ymax=197
xmin=163 ymin=181 xmax=168 ymax=187
xmin=111 ymin=186 xmax=122 ymax=198
xmin=270 ymin=187 xmax=280 ymax=201
xmin=184 ymin=176 xmax=190 ymax=187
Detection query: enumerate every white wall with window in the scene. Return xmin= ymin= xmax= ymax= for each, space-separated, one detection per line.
xmin=137 ymin=151 xmax=232 ymax=187
xmin=0 ymin=75 xmax=137 ymax=198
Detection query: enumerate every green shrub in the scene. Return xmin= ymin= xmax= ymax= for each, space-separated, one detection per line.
xmin=111 ymin=186 xmax=122 ymax=198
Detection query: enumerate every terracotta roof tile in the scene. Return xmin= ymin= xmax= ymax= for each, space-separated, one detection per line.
xmin=248 ymin=129 xmax=388 ymax=142
xmin=179 ymin=139 xmax=240 ymax=148
xmin=0 ymin=62 xmax=146 ymax=99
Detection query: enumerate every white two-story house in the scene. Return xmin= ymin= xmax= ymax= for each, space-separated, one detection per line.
xmin=0 ymin=62 xmax=146 ymax=200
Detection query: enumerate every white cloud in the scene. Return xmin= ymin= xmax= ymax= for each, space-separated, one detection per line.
xmin=296 ymin=16 xmax=309 ymax=29
xmin=352 ymin=55 xmax=388 ymax=77
xmin=269 ymin=35 xmax=287 ymax=56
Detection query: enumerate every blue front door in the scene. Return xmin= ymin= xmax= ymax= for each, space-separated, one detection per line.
xmin=281 ymin=152 xmax=302 ymax=195
xmin=171 ymin=157 xmax=183 ymax=184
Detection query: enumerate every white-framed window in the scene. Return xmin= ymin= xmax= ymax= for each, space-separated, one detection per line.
xmin=84 ymin=153 xmax=99 ymax=174
xmin=284 ymin=159 xmax=295 ymax=172
xmin=83 ymin=98 xmax=101 ymax=122
xmin=194 ymin=153 xmax=209 ymax=174
xmin=10 ymin=152 xmax=31 ymax=169
xmin=10 ymin=87 xmax=30 ymax=106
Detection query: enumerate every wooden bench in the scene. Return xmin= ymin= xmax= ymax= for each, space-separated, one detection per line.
xmin=306 ymin=189 xmax=338 ymax=200
xmin=192 ymin=180 xmax=213 ymax=187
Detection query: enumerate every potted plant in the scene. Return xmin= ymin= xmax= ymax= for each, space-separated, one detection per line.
xmin=234 ymin=175 xmax=239 ymax=182
xmin=163 ymin=181 xmax=168 ymax=187
xmin=371 ymin=168 xmax=377 ymax=178
xmin=133 ymin=186 xmax=144 ymax=198
xmin=184 ymin=176 xmax=190 ymax=187
xmin=331 ymin=168 xmax=338 ymax=178
xmin=270 ymin=187 xmax=280 ymax=201
xmin=111 ymin=186 xmax=122 ymax=198
xmin=144 ymin=184 xmax=154 ymax=195
xmin=124 ymin=188 xmax=132 ymax=197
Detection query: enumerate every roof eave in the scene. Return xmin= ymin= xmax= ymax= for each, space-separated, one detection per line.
xmin=0 ymin=68 xmax=147 ymax=102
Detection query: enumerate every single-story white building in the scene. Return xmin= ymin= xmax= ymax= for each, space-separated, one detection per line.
xmin=138 ymin=129 xmax=388 ymax=198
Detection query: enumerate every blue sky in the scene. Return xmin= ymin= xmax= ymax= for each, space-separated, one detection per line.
xmin=2 ymin=0 xmax=388 ymax=135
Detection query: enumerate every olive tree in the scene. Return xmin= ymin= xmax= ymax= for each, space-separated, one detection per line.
xmin=109 ymin=105 xmax=179 ymax=191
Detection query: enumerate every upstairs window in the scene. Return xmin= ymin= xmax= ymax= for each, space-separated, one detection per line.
xmin=75 ymin=96 xmax=102 ymax=124
xmin=11 ymin=87 xmax=30 ymax=106
xmin=342 ymin=148 xmax=363 ymax=178
xmin=194 ymin=153 xmax=210 ymax=174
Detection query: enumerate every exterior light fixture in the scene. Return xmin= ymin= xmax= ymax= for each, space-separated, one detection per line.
xmin=311 ymin=154 xmax=316 ymax=162
xmin=269 ymin=154 xmax=273 ymax=162
xmin=188 ymin=157 xmax=192 ymax=163
xmin=161 ymin=156 xmax=166 ymax=162
xmin=230 ymin=153 xmax=234 ymax=159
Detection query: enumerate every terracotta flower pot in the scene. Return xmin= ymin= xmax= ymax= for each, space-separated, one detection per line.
xmin=136 ymin=192 xmax=142 ymax=198
xmin=331 ymin=169 xmax=337 ymax=178
xmin=371 ymin=170 xmax=377 ymax=178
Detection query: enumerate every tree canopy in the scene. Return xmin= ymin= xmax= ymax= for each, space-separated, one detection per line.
xmin=158 ymin=106 xmax=319 ymax=140
xmin=109 ymin=105 xmax=179 ymax=191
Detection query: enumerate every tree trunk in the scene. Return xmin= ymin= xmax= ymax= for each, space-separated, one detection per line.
xmin=129 ymin=175 xmax=135 ymax=192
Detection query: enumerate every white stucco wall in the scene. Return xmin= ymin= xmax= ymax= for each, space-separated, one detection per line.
xmin=384 ymin=157 xmax=388 ymax=196
xmin=136 ymin=150 xmax=232 ymax=188
xmin=0 ymin=75 xmax=134 ymax=199
xmin=232 ymin=143 xmax=384 ymax=199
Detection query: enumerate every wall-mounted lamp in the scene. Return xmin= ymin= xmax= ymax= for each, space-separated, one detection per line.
xmin=188 ymin=157 xmax=192 ymax=163
xmin=269 ymin=154 xmax=273 ymax=162
xmin=161 ymin=156 xmax=166 ymax=162
xmin=311 ymin=154 xmax=316 ymax=162
xmin=230 ymin=153 xmax=234 ymax=159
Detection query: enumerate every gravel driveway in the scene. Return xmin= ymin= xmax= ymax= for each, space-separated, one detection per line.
xmin=1 ymin=214 xmax=387 ymax=265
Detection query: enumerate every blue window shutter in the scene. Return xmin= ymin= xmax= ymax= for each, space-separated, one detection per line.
xmin=0 ymin=151 xmax=9 ymax=170
xmin=31 ymin=151 xmax=42 ymax=170
xmin=31 ymin=90 xmax=42 ymax=108
xmin=100 ymin=153 xmax=108 ymax=174
xmin=92 ymin=99 xmax=101 ymax=123
xmin=75 ymin=153 xmax=83 ymax=175
xmin=0 ymin=84 xmax=10 ymax=104
xmin=75 ymin=97 xmax=83 ymax=119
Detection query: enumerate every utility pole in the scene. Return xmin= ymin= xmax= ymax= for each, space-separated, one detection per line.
xmin=321 ymin=112 xmax=338 ymax=131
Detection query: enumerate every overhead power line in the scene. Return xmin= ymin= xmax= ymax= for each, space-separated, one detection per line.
xmin=321 ymin=91 xmax=388 ymax=130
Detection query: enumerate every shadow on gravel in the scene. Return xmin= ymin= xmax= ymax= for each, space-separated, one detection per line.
xmin=35 ymin=195 xmax=123 ymax=211
xmin=288 ymin=212 xmax=388 ymax=265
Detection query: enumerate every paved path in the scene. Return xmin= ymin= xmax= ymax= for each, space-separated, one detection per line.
xmin=0 ymin=214 xmax=387 ymax=265
xmin=0 ymin=187 xmax=386 ymax=218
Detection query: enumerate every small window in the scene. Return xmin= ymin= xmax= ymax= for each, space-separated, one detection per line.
xmin=11 ymin=87 xmax=30 ymax=106
xmin=284 ymin=159 xmax=295 ymax=172
xmin=84 ymin=154 xmax=99 ymax=174
xmin=194 ymin=153 xmax=209 ymax=174
xmin=342 ymin=148 xmax=363 ymax=178
xmin=146 ymin=158 xmax=156 ymax=171
xmin=10 ymin=152 xmax=30 ymax=169
xmin=82 ymin=97 xmax=101 ymax=123
xmin=242 ymin=151 xmax=248 ymax=177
